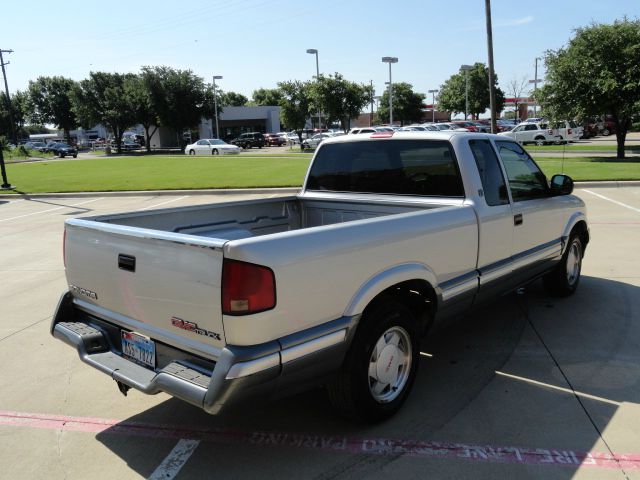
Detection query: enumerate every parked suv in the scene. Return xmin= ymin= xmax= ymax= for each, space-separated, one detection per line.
xmin=231 ymin=132 xmax=265 ymax=149
xmin=263 ymin=133 xmax=286 ymax=146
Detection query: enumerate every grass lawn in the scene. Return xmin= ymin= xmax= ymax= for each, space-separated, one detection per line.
xmin=535 ymin=156 xmax=640 ymax=181
xmin=4 ymin=154 xmax=312 ymax=193
xmin=2 ymin=152 xmax=639 ymax=194
xmin=526 ymin=144 xmax=640 ymax=152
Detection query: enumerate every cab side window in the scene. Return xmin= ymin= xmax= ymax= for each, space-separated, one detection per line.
xmin=468 ymin=139 xmax=509 ymax=206
xmin=495 ymin=141 xmax=548 ymax=201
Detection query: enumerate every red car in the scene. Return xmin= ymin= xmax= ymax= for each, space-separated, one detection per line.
xmin=451 ymin=121 xmax=478 ymax=132
xmin=263 ymin=133 xmax=286 ymax=146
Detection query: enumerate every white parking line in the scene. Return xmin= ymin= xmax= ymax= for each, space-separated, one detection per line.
xmin=581 ymin=189 xmax=640 ymax=214
xmin=0 ymin=198 xmax=104 ymax=222
xmin=140 ymin=196 xmax=189 ymax=211
xmin=147 ymin=439 xmax=200 ymax=480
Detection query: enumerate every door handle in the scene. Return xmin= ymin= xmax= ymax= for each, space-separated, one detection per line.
xmin=514 ymin=214 xmax=523 ymax=226
xmin=118 ymin=254 xmax=136 ymax=272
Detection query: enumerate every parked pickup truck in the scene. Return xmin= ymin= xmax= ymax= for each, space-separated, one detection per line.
xmin=52 ymin=131 xmax=589 ymax=422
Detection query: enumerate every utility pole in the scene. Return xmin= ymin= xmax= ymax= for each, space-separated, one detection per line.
xmin=484 ymin=0 xmax=497 ymax=133
xmin=370 ymin=80 xmax=374 ymax=127
xmin=529 ymin=57 xmax=542 ymax=117
xmin=0 ymin=49 xmax=14 ymax=189
xmin=0 ymin=49 xmax=17 ymax=145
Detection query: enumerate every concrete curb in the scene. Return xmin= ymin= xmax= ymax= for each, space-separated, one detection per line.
xmin=0 ymin=187 xmax=301 ymax=199
xmin=1 ymin=182 xmax=639 ymax=199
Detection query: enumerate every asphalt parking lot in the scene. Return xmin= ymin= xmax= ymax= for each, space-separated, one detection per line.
xmin=1 ymin=186 xmax=640 ymax=479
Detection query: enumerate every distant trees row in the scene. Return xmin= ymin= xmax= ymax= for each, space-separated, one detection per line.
xmin=0 ymin=67 xmax=248 ymax=152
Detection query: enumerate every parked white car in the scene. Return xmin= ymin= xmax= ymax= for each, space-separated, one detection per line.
xmin=302 ymin=132 xmax=335 ymax=149
xmin=498 ymin=122 xmax=558 ymax=146
xmin=185 ymin=139 xmax=241 ymax=155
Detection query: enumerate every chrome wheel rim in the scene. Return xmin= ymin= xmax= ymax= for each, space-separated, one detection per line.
xmin=566 ymin=240 xmax=582 ymax=286
xmin=368 ymin=326 xmax=412 ymax=403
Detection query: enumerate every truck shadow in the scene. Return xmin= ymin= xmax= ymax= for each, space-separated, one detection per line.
xmin=95 ymin=275 xmax=639 ymax=478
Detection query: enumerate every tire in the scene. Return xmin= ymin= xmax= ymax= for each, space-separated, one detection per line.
xmin=554 ymin=136 xmax=564 ymax=145
xmin=543 ymin=234 xmax=583 ymax=296
xmin=602 ymin=128 xmax=610 ymax=136
xmin=189 ymin=150 xmax=195 ymax=155
xmin=73 ymin=154 xmax=77 ymax=158
xmin=212 ymin=149 xmax=218 ymax=155
xmin=327 ymin=299 xmax=420 ymax=423
xmin=534 ymin=137 xmax=545 ymax=147
xmin=59 ymin=152 xmax=65 ymax=158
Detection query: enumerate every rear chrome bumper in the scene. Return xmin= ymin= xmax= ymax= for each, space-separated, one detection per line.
xmin=51 ymin=292 xmax=357 ymax=414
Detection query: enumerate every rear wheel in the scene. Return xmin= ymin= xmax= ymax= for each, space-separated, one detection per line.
xmin=189 ymin=150 xmax=195 ymax=155
xmin=327 ymin=299 xmax=420 ymax=422
xmin=602 ymin=128 xmax=610 ymax=136
xmin=543 ymin=234 xmax=583 ymax=296
xmin=554 ymin=136 xmax=564 ymax=145
xmin=212 ymin=149 xmax=219 ymax=155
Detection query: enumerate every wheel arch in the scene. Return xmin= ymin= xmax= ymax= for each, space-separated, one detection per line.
xmin=344 ymin=264 xmax=438 ymax=333
xmin=564 ymin=216 xmax=589 ymax=253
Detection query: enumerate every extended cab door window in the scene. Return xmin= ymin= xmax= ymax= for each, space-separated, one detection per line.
xmin=468 ymin=139 xmax=509 ymax=206
xmin=494 ymin=141 xmax=549 ymax=201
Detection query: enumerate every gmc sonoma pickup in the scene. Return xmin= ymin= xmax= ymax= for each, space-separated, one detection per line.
xmin=52 ymin=131 xmax=588 ymax=422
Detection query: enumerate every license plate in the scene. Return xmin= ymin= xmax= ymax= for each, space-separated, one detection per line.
xmin=121 ymin=331 xmax=156 ymax=369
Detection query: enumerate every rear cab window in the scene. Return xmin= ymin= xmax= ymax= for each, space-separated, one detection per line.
xmin=468 ymin=139 xmax=509 ymax=206
xmin=306 ymin=139 xmax=464 ymax=197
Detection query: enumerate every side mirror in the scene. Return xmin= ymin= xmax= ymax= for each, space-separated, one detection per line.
xmin=550 ymin=174 xmax=574 ymax=196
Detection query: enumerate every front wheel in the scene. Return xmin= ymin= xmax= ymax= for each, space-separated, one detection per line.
xmin=543 ymin=235 xmax=583 ymax=296
xmin=212 ymin=149 xmax=219 ymax=155
xmin=602 ymin=128 xmax=610 ymax=136
xmin=189 ymin=150 xmax=195 ymax=155
xmin=327 ymin=299 xmax=420 ymax=423
xmin=535 ymin=137 xmax=545 ymax=146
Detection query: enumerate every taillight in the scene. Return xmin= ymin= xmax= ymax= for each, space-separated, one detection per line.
xmin=568 ymin=128 xmax=572 ymax=134
xmin=222 ymin=259 xmax=276 ymax=315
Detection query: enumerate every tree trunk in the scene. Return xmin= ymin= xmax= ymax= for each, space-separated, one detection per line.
xmin=144 ymin=124 xmax=158 ymax=153
xmin=615 ymin=129 xmax=626 ymax=159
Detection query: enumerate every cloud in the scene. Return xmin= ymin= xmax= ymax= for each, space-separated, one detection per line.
xmin=495 ymin=15 xmax=535 ymax=27
xmin=455 ymin=15 xmax=534 ymax=32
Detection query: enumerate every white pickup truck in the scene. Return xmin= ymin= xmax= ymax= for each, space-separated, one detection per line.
xmin=52 ymin=131 xmax=589 ymax=422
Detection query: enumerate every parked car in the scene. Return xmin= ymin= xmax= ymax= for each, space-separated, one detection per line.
xmin=497 ymin=122 xmax=558 ymax=146
xmin=301 ymin=132 xmax=334 ymax=149
xmin=121 ymin=140 xmax=141 ymax=151
xmin=451 ymin=121 xmax=479 ymax=132
xmin=263 ymin=133 xmax=286 ymax=146
xmin=231 ymin=132 xmax=266 ymax=149
xmin=598 ymin=116 xmax=616 ymax=136
xmin=184 ymin=139 xmax=241 ymax=155
xmin=23 ymin=141 xmax=47 ymax=151
xmin=46 ymin=142 xmax=78 ymax=158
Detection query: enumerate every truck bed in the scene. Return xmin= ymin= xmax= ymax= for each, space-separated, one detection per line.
xmin=92 ymin=195 xmax=449 ymax=241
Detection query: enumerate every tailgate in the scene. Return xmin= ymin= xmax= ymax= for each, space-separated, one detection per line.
xmin=64 ymin=219 xmax=226 ymax=355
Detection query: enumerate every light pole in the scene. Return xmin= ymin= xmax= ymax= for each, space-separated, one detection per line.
xmin=212 ymin=75 xmax=222 ymax=139
xmin=306 ymin=49 xmax=321 ymax=130
xmin=485 ymin=0 xmax=497 ymax=133
xmin=428 ymin=89 xmax=438 ymax=123
xmin=529 ymin=57 xmax=542 ymax=117
xmin=381 ymin=57 xmax=398 ymax=126
xmin=460 ymin=64 xmax=474 ymax=120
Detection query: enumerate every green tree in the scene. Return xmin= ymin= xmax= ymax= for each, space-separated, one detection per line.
xmin=251 ymin=88 xmax=283 ymax=106
xmin=220 ymin=91 xmax=248 ymax=106
xmin=438 ymin=63 xmax=505 ymax=119
xmin=537 ymin=19 xmax=640 ymax=159
xmin=278 ymin=80 xmax=312 ymax=144
xmin=126 ymin=73 xmax=159 ymax=152
xmin=309 ymin=73 xmax=372 ymax=131
xmin=72 ymin=72 xmax=138 ymax=153
xmin=28 ymin=76 xmax=78 ymax=142
xmin=377 ymin=82 xmax=426 ymax=126
xmin=141 ymin=66 xmax=208 ymax=146
xmin=0 ymin=90 xmax=31 ymax=141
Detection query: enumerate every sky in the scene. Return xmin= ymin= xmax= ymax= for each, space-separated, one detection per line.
xmin=1 ymin=0 xmax=638 ymax=105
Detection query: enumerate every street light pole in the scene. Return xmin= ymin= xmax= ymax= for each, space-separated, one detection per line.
xmin=306 ymin=49 xmax=321 ymax=130
xmin=529 ymin=57 xmax=542 ymax=117
xmin=212 ymin=75 xmax=222 ymax=139
xmin=0 ymin=48 xmax=14 ymax=189
xmin=381 ymin=56 xmax=398 ymax=126
xmin=428 ymin=89 xmax=438 ymax=123
xmin=484 ymin=0 xmax=497 ymax=133
xmin=460 ymin=64 xmax=474 ymax=120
